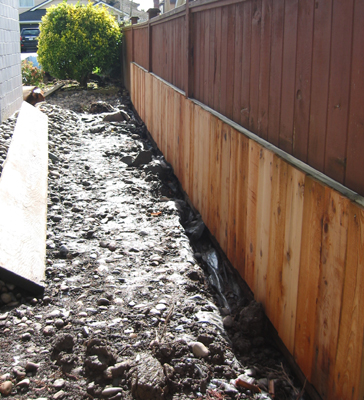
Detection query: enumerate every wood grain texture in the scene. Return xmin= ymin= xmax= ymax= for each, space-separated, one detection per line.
xmin=254 ymin=147 xmax=273 ymax=306
xmin=294 ymin=176 xmax=325 ymax=380
xmin=244 ymin=139 xmax=260 ymax=290
xmin=130 ymin=63 xmax=364 ymax=400
xmin=311 ymin=189 xmax=349 ymax=399
xmin=330 ymin=203 xmax=364 ymax=399
xmin=0 ymin=102 xmax=48 ymax=295
xmin=279 ymin=165 xmax=305 ymax=353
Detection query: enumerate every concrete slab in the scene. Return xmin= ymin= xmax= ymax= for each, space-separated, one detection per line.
xmin=0 ymin=101 xmax=48 ymax=295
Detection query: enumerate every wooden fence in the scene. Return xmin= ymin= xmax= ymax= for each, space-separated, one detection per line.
xmin=130 ymin=62 xmax=364 ymax=400
xmin=123 ymin=0 xmax=364 ymax=197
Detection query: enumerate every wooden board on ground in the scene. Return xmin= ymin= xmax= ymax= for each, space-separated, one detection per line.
xmin=0 ymin=101 xmax=48 ymax=295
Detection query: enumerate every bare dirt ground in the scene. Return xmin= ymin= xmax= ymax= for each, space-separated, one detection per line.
xmin=0 ymin=86 xmax=306 ymax=400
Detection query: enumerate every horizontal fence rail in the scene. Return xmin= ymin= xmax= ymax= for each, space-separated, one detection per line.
xmin=123 ymin=0 xmax=364 ymax=197
xmin=130 ymin=62 xmax=364 ymax=400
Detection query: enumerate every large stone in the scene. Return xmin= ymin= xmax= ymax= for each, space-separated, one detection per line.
xmin=130 ymin=353 xmax=166 ymax=400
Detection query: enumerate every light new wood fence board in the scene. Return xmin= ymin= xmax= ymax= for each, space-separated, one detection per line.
xmin=153 ymin=77 xmax=162 ymax=150
xmin=278 ymin=165 xmax=305 ymax=353
xmin=244 ymin=139 xmax=260 ymax=291
xmin=207 ymin=115 xmax=222 ymax=239
xmin=190 ymin=103 xmax=200 ymax=210
xmin=254 ymin=147 xmax=274 ymax=306
xmin=161 ymin=83 xmax=168 ymax=158
xmin=185 ymin=100 xmax=194 ymax=195
xmin=266 ymin=155 xmax=288 ymax=328
xmin=294 ymin=176 xmax=325 ymax=380
xmin=234 ymin=133 xmax=250 ymax=279
xmin=311 ymin=188 xmax=349 ymax=399
xmin=145 ymin=73 xmax=153 ymax=132
xmin=330 ymin=203 xmax=364 ymax=399
xmin=219 ymin=123 xmax=231 ymax=254
xmin=226 ymin=129 xmax=239 ymax=267
xmin=0 ymin=102 xmax=48 ymax=295
xmin=165 ymin=86 xmax=173 ymax=165
xmin=199 ymin=108 xmax=210 ymax=224
xmin=172 ymin=91 xmax=182 ymax=180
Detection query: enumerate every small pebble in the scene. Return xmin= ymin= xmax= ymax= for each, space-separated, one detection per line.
xmin=25 ymin=362 xmax=40 ymax=372
xmin=53 ymin=378 xmax=65 ymax=389
xmin=17 ymin=378 xmax=30 ymax=388
xmin=190 ymin=342 xmax=209 ymax=358
xmin=43 ymin=326 xmax=55 ymax=336
xmin=101 ymin=387 xmax=123 ymax=397
xmin=53 ymin=389 xmax=65 ymax=399
xmin=0 ymin=381 xmax=12 ymax=396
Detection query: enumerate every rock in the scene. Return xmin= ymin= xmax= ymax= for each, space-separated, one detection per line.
xmin=89 ymin=124 xmax=106 ymax=133
xmin=185 ymin=218 xmax=205 ymax=241
xmin=1 ymin=293 xmax=12 ymax=304
xmin=163 ymin=363 xmax=174 ymax=379
xmin=53 ymin=378 xmax=65 ymax=389
xmin=21 ymin=332 xmax=32 ymax=341
xmin=97 ymin=298 xmax=110 ymax=306
xmin=155 ymin=304 xmax=167 ymax=311
xmin=121 ymin=155 xmax=133 ymax=166
xmin=43 ymin=326 xmax=55 ymax=336
xmin=90 ymin=101 xmax=114 ymax=114
xmin=55 ymin=319 xmax=65 ymax=329
xmin=53 ymin=389 xmax=65 ymax=399
xmin=53 ymin=334 xmax=75 ymax=352
xmin=17 ymin=378 xmax=30 ymax=388
xmin=190 ymin=342 xmax=209 ymax=358
xmin=59 ymin=245 xmax=68 ymax=257
xmin=110 ymin=360 xmax=132 ymax=378
xmin=102 ymin=387 xmax=123 ymax=397
xmin=223 ymin=315 xmax=234 ymax=329
xmin=49 ymin=152 xmax=60 ymax=163
xmin=103 ymin=110 xmax=129 ymax=122
xmin=0 ymin=381 xmax=12 ymax=396
xmin=132 ymin=150 xmax=152 ymax=167
xmin=25 ymin=361 xmax=40 ymax=372
xmin=131 ymin=353 xmax=166 ymax=399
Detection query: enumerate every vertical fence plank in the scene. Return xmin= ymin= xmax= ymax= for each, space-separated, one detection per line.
xmin=203 ymin=10 xmax=210 ymax=106
xmin=279 ymin=165 xmax=305 ymax=354
xmin=345 ymin=0 xmax=364 ymax=195
xmin=208 ymin=9 xmax=216 ymax=109
xmin=245 ymin=139 xmax=260 ymax=291
xmin=324 ymin=0 xmax=354 ymax=184
xmin=331 ymin=204 xmax=364 ymax=399
xmin=207 ymin=116 xmax=222 ymax=240
xmin=240 ymin=1 xmax=252 ymax=128
xmin=235 ymin=133 xmax=250 ymax=279
xmin=225 ymin=5 xmax=236 ymax=121
xmin=198 ymin=109 xmax=210 ymax=222
xmin=311 ymin=189 xmax=349 ymax=399
xmin=294 ymin=176 xmax=324 ymax=381
xmin=233 ymin=3 xmax=244 ymax=123
xmin=213 ymin=8 xmax=222 ymax=113
xmin=293 ymin=0 xmax=314 ymax=163
xmin=173 ymin=91 xmax=181 ymax=181
xmin=266 ymin=155 xmax=288 ymax=328
xmin=257 ymin=0 xmax=272 ymax=139
xmin=254 ymin=147 xmax=273 ymax=305
xmin=227 ymin=129 xmax=239 ymax=267
xmin=249 ymin=0 xmax=262 ymax=133
xmin=219 ymin=123 xmax=231 ymax=253
xmin=307 ymin=0 xmax=332 ymax=172
xmin=193 ymin=13 xmax=201 ymax=101
xmin=219 ymin=7 xmax=229 ymax=116
xmin=279 ymin=0 xmax=298 ymax=154
xmin=267 ymin=0 xmax=284 ymax=147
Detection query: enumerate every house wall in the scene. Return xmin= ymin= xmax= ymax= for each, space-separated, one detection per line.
xmin=0 ymin=0 xmax=23 ymax=123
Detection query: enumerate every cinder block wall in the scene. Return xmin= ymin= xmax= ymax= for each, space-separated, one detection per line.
xmin=0 ymin=0 xmax=23 ymax=123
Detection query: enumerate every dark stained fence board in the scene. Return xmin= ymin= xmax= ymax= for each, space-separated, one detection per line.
xmin=345 ymin=0 xmax=364 ymax=195
xmin=292 ymin=0 xmax=314 ymax=163
xmin=278 ymin=0 xmax=298 ymax=154
xmin=324 ymin=0 xmax=354 ymax=184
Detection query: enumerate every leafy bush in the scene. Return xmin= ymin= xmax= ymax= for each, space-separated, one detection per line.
xmin=38 ymin=1 xmax=122 ymax=86
xmin=21 ymin=60 xmax=44 ymax=86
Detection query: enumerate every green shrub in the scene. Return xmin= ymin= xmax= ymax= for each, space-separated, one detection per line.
xmin=37 ymin=1 xmax=122 ymax=86
xmin=21 ymin=60 xmax=44 ymax=86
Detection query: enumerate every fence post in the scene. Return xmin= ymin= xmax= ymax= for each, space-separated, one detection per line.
xmin=131 ymin=26 xmax=134 ymax=62
xmin=185 ymin=0 xmax=193 ymax=98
